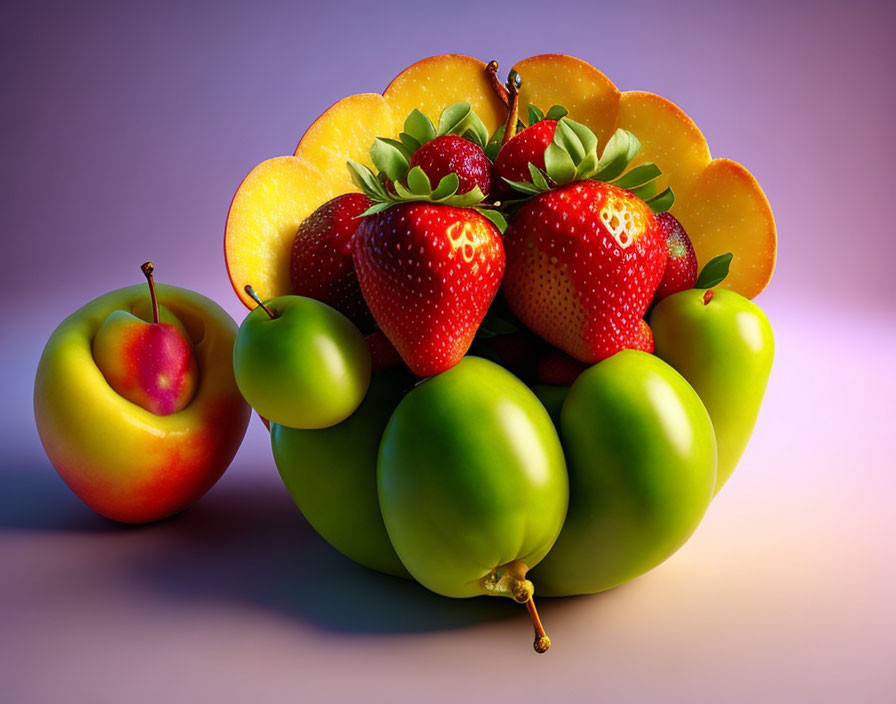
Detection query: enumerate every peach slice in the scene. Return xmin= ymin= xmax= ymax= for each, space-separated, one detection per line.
xmin=615 ymin=91 xmax=712 ymax=203
xmin=224 ymin=156 xmax=330 ymax=309
xmin=383 ymin=54 xmax=506 ymax=135
xmin=293 ymin=93 xmax=399 ymax=197
xmin=674 ymin=159 xmax=776 ymax=299
xmin=226 ymin=53 xmax=776 ymax=306
xmin=512 ymin=54 xmax=620 ymax=146
xmin=513 ymin=53 xmax=775 ymax=297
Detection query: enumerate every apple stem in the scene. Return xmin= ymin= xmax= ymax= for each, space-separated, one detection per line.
xmin=140 ymin=262 xmax=160 ymax=325
xmin=703 ymin=289 xmax=714 ymax=306
xmin=244 ymin=285 xmax=277 ymax=319
xmin=526 ymin=596 xmax=551 ymax=654
xmin=501 ymin=70 xmax=522 ymax=147
xmin=485 ymin=60 xmax=511 ymax=108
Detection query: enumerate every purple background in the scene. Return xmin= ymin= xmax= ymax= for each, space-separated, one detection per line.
xmin=2 ymin=1 xmax=894 ymax=701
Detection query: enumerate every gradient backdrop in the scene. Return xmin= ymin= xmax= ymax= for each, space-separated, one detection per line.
xmin=2 ymin=0 xmax=894 ymax=701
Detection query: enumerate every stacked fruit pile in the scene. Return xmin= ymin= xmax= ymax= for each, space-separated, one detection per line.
xmin=33 ymin=53 xmax=775 ymax=655
xmin=223 ymin=55 xmax=776 ymax=652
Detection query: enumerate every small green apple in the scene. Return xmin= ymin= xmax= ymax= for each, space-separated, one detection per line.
xmin=233 ymin=287 xmax=371 ymax=429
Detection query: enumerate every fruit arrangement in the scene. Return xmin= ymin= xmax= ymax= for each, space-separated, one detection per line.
xmin=34 ymin=53 xmax=776 ymax=654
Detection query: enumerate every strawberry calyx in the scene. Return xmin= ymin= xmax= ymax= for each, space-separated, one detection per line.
xmin=346 ymin=101 xmax=507 ymax=232
xmin=501 ymin=117 xmax=675 ymax=214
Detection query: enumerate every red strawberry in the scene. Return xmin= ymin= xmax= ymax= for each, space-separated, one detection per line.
xmin=502 ymin=180 xmax=666 ymax=363
xmin=365 ymin=330 xmax=403 ymax=372
xmin=653 ymin=212 xmax=698 ymax=302
xmin=623 ymin=319 xmax=655 ymax=353
xmin=408 ymin=135 xmax=492 ymax=196
xmin=536 ymin=348 xmax=589 ymax=386
xmin=353 ymin=203 xmax=505 ymax=377
xmin=494 ymin=120 xmax=557 ymax=191
xmin=290 ymin=193 xmax=374 ymax=330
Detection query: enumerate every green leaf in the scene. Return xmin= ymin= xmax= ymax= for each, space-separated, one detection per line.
xmin=695 ymin=252 xmax=734 ymax=288
xmin=431 ymin=173 xmax=460 ymax=200
xmin=562 ymin=118 xmax=598 ymax=157
xmin=403 ymin=109 xmax=436 ymax=145
xmin=406 ymin=166 xmax=432 ymax=196
xmin=438 ymin=102 xmax=473 ymax=136
xmin=444 ymin=186 xmax=486 ymax=207
xmin=436 ymin=102 xmax=489 ymax=148
xmin=612 ymin=162 xmax=661 ymax=189
xmin=475 ymin=208 xmax=508 ymax=233
xmin=502 ymin=178 xmax=543 ymax=196
xmin=399 ymin=132 xmax=422 ymax=155
xmin=528 ymin=162 xmax=551 ymax=192
xmin=574 ymin=151 xmax=599 ymax=180
xmin=528 ymin=103 xmax=544 ymax=125
xmin=544 ymin=142 xmax=577 ymax=184
xmin=370 ymin=138 xmax=410 ymax=183
xmin=594 ymin=129 xmax=639 ymax=182
xmin=629 ymin=180 xmax=658 ymax=201
xmin=484 ymin=140 xmax=502 ymax=161
xmin=645 ymin=186 xmax=675 ymax=214
xmin=391 ymin=180 xmax=418 ymax=200
xmin=359 ymin=201 xmax=395 ymax=217
xmin=346 ymin=160 xmax=389 ymax=200
xmin=553 ymin=119 xmax=586 ymax=163
xmin=460 ymin=114 xmax=489 ymax=149
xmin=544 ymin=105 xmax=569 ymax=121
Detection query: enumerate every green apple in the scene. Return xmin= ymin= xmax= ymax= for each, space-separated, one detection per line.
xmin=233 ymin=289 xmax=371 ymax=429
xmin=378 ymin=356 xmax=569 ymax=651
xmin=531 ymin=350 xmax=717 ymax=596
xmin=271 ymin=369 xmax=411 ymax=578
xmin=651 ymin=287 xmax=774 ymax=492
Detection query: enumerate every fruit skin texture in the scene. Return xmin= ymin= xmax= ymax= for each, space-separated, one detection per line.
xmin=233 ymin=295 xmax=370 ymax=429
xmin=650 ymin=288 xmax=774 ymax=492
xmin=92 ymin=304 xmax=198 ymax=416
xmin=502 ymin=180 xmax=666 ymax=363
xmin=271 ymin=369 xmax=411 ymax=578
xmin=494 ymin=119 xmax=557 ymax=188
xmin=290 ymin=193 xmax=374 ymax=331
xmin=653 ymin=212 xmax=698 ymax=302
xmin=531 ymin=350 xmax=717 ymax=596
xmin=353 ymin=203 xmax=505 ymax=377
xmin=408 ymin=135 xmax=492 ymax=196
xmin=34 ymin=284 xmax=250 ymax=524
xmin=378 ymin=357 xmax=569 ymax=598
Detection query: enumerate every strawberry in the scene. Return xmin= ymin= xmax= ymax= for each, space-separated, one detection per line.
xmin=290 ymin=192 xmax=374 ymax=330
xmin=494 ymin=119 xmax=557 ymax=187
xmin=536 ymin=348 xmax=588 ymax=386
xmin=353 ymin=203 xmax=504 ymax=377
xmin=503 ymin=180 xmax=666 ymax=362
xmin=653 ymin=212 xmax=698 ymax=302
xmin=365 ymin=330 xmax=403 ymax=372
xmin=408 ymin=135 xmax=492 ymax=196
xmin=624 ymin=319 xmax=655 ymax=353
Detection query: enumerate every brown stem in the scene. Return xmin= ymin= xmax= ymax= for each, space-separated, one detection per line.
xmin=244 ymin=285 xmax=277 ymax=319
xmin=140 ymin=262 xmax=160 ymax=325
xmin=526 ymin=596 xmax=551 ymax=654
xmin=703 ymin=289 xmax=714 ymax=305
xmin=485 ymin=60 xmax=511 ymax=108
xmin=501 ymin=70 xmax=522 ymax=147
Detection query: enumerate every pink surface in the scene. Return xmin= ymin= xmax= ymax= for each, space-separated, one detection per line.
xmin=3 ymin=1 xmax=895 ymax=701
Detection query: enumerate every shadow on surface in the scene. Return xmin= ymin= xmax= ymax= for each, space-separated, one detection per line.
xmin=0 ymin=460 xmax=124 ymax=533
xmin=127 ymin=470 xmax=519 ymax=635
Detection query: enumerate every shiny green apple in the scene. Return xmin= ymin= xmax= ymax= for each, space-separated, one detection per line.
xmin=651 ymin=287 xmax=774 ymax=492
xmin=532 ymin=350 xmax=717 ymax=596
